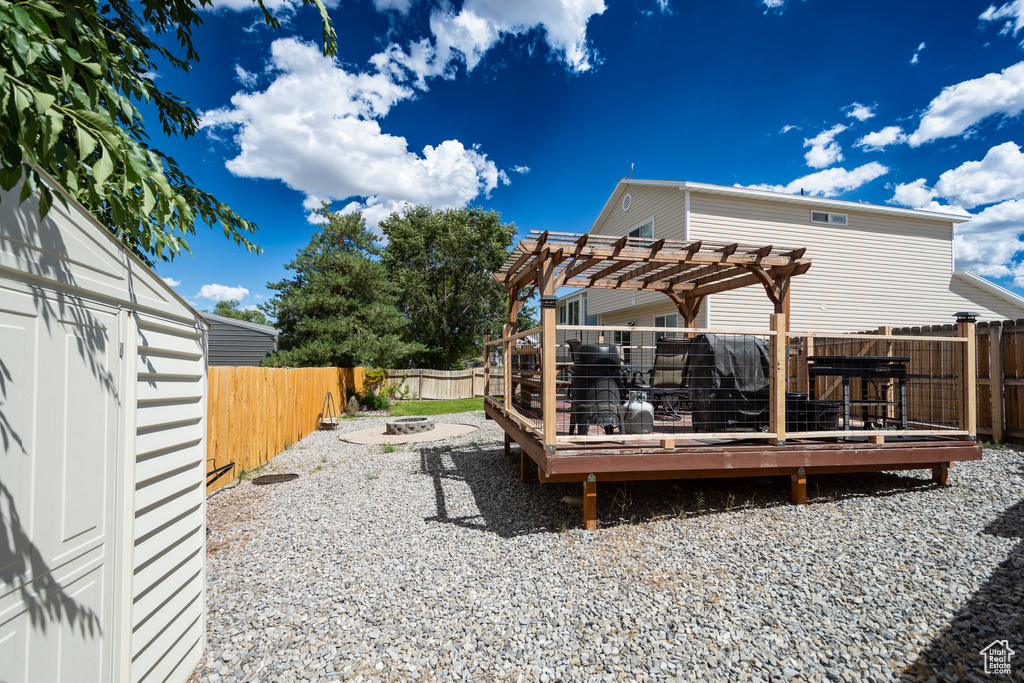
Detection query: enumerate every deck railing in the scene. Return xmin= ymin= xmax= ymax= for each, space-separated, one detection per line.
xmin=484 ymin=323 xmax=976 ymax=450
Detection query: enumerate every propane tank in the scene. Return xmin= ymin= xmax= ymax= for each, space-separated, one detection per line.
xmin=622 ymin=391 xmax=654 ymax=434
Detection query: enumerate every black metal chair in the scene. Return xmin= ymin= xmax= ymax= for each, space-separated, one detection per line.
xmin=644 ymin=337 xmax=693 ymax=417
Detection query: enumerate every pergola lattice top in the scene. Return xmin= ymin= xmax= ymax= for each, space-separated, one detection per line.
xmin=494 ymin=231 xmax=811 ymax=317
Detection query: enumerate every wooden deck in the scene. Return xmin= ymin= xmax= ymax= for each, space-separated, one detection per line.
xmin=485 ymin=398 xmax=982 ymax=529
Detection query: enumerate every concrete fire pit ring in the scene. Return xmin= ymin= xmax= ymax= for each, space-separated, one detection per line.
xmin=385 ymin=416 xmax=435 ymax=435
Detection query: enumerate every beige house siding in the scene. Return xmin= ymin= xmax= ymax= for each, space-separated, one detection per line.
xmin=580 ymin=182 xmax=1024 ymax=331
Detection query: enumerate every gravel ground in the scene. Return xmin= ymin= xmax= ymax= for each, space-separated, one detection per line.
xmin=192 ymin=411 xmax=1023 ymax=682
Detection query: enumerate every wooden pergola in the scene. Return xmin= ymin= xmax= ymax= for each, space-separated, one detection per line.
xmin=494 ymin=231 xmax=812 ymax=334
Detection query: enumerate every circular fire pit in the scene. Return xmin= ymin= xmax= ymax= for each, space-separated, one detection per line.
xmin=385 ymin=416 xmax=435 ymax=435
xmin=253 ymin=473 xmax=299 ymax=485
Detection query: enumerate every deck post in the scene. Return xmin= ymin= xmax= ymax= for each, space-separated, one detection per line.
xmin=583 ymin=474 xmax=597 ymax=530
xmin=504 ymin=432 xmax=511 ymax=460
xmin=539 ymin=259 xmax=558 ymax=450
xmin=790 ymin=468 xmax=806 ymax=505
xmin=932 ymin=463 xmax=949 ymax=486
xmin=482 ymin=333 xmax=490 ymax=398
xmin=990 ymin=324 xmax=1004 ymax=443
xmin=957 ymin=316 xmax=977 ymax=441
xmin=770 ymin=313 xmax=788 ymax=445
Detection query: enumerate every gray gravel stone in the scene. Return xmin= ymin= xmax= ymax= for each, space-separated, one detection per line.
xmin=191 ymin=418 xmax=1024 ymax=683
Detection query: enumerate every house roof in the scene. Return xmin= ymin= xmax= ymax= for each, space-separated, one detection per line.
xmin=953 ymin=269 xmax=1024 ymax=310
xmin=495 ymin=230 xmax=809 ymax=304
xmin=590 ymin=179 xmax=973 ymax=235
xmin=199 ymin=312 xmax=281 ymax=337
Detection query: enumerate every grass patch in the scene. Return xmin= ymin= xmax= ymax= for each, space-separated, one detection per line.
xmin=390 ymin=398 xmax=483 ymax=416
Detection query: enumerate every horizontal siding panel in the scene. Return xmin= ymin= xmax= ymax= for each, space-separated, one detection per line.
xmin=135 ymin=420 xmax=205 ymax=458
xmin=162 ymin=638 xmax=205 ymax=683
xmin=135 ymin=325 xmax=203 ymax=356
xmin=131 ymin=535 xmax=202 ymax=612
xmin=136 ymin=398 xmax=203 ymax=430
xmin=134 ymin=464 xmax=204 ymax=515
xmin=132 ymin=548 xmax=203 ymax=638
xmin=131 ymin=595 xmax=202 ymax=682
xmin=132 ymin=482 xmax=202 ymax=540
xmin=136 ymin=376 xmax=203 ymax=402
xmin=137 ymin=352 xmax=205 ymax=376
xmin=133 ymin=506 xmax=203 ymax=571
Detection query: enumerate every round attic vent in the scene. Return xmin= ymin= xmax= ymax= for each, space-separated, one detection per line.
xmin=622 ymin=193 xmax=632 ymax=211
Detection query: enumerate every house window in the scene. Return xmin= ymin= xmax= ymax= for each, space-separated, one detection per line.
xmin=628 ymin=219 xmax=654 ymax=240
xmin=654 ymin=313 xmax=678 ymax=342
xmin=811 ymin=210 xmax=848 ymax=226
xmin=613 ymin=330 xmax=632 ymax=366
xmin=557 ymin=304 xmax=566 ymax=325
xmin=566 ymin=299 xmax=580 ymax=325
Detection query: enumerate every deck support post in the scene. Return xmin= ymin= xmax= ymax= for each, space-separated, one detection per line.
xmin=505 ymin=432 xmax=511 ymax=459
xmin=790 ymin=468 xmax=806 ymax=505
xmin=770 ymin=313 xmax=788 ymax=445
xmin=932 ymin=463 xmax=949 ymax=486
xmin=583 ymin=474 xmax=597 ymax=530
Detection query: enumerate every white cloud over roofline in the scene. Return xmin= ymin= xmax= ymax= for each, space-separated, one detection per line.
xmin=742 ymin=162 xmax=889 ymax=197
xmin=198 ymin=284 xmax=250 ymax=301
xmin=909 ymin=61 xmax=1024 ymax=146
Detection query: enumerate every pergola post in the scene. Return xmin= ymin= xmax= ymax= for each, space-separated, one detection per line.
xmin=956 ymin=313 xmax=977 ymax=442
xmin=539 ymin=255 xmax=558 ymax=450
xmin=770 ymin=312 xmax=788 ymax=445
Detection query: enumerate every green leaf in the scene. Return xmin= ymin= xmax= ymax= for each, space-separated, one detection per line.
xmin=0 ymin=166 xmax=22 ymax=192
xmin=76 ymin=123 xmax=97 ymax=160
xmin=92 ymin=145 xmax=113 ymax=185
xmin=140 ymin=181 xmax=155 ymax=216
xmin=38 ymin=186 xmax=52 ymax=220
xmin=33 ymin=89 xmax=55 ymax=113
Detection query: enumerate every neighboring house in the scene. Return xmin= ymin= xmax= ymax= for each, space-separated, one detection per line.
xmin=560 ymin=179 xmax=1024 ymax=331
xmin=1 ymin=176 xmax=208 ymax=682
xmin=200 ymin=312 xmax=280 ymax=366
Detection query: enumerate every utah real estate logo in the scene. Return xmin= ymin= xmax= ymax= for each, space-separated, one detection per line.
xmin=980 ymin=640 xmax=1015 ymax=675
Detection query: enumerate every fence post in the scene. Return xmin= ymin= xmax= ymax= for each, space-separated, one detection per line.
xmin=990 ymin=323 xmax=1004 ymax=443
xmin=957 ymin=315 xmax=977 ymax=441
xmin=482 ymin=335 xmax=490 ymax=398
xmin=770 ymin=313 xmax=787 ymax=445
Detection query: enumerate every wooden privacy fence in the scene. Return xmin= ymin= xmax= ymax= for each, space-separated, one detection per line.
xmin=206 ymin=366 xmax=364 ymax=493
xmin=862 ymin=319 xmax=1024 ymax=442
xmin=387 ymin=368 xmax=504 ymax=399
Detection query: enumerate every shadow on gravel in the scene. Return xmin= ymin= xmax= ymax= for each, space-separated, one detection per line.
xmin=418 ymin=441 xmax=950 ymax=535
xmin=900 ymin=460 xmax=1024 ymax=683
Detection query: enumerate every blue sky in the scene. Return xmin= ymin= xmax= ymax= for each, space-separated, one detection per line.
xmin=151 ymin=0 xmax=1024 ymax=311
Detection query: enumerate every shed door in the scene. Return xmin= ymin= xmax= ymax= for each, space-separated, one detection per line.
xmin=0 ymin=289 xmax=120 ymax=682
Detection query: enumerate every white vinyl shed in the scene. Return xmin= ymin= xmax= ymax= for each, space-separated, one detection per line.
xmin=0 ymin=177 xmax=207 ymax=682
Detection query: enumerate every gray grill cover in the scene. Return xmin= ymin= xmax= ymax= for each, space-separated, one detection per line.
xmin=686 ymin=334 xmax=770 ymax=432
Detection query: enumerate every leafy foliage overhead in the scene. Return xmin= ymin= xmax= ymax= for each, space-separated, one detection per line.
xmin=0 ymin=0 xmax=335 ymax=264
xmin=262 ymin=204 xmax=419 ymax=369
xmin=381 ymin=205 xmax=515 ymax=371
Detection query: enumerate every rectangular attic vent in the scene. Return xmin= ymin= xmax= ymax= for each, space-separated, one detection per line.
xmin=811 ymin=210 xmax=847 ymax=226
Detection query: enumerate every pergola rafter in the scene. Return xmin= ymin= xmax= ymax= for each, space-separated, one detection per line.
xmin=494 ymin=230 xmax=812 ymax=328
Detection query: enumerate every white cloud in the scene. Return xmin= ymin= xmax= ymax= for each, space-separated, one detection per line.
xmin=955 ymin=200 xmax=1024 ymax=286
xmin=910 ymin=41 xmax=925 ymax=65
xmin=909 ymin=61 xmax=1024 ymax=146
xmin=512 ymin=165 xmax=531 ymax=174
xmin=374 ymin=0 xmax=414 ymax=13
xmin=234 ymin=65 xmax=260 ymax=88
xmin=854 ymin=125 xmax=908 ymax=151
xmin=742 ymin=162 xmax=889 ymax=197
xmin=162 ymin=276 xmax=181 ymax=287
xmin=375 ymin=0 xmax=607 ymax=86
xmin=203 ymin=39 xmax=505 ymax=230
xmin=889 ymin=178 xmax=940 ymax=210
xmin=780 ymin=124 xmax=799 ymax=134
xmin=980 ymin=1 xmax=1024 ymax=37
xmin=198 ymin=284 xmax=250 ymax=301
xmin=654 ymin=0 xmax=671 ymax=13
xmin=844 ymin=102 xmax=875 ymax=122
xmin=933 ymin=141 xmax=1024 ymax=209
xmin=761 ymin=0 xmax=786 ymax=11
xmin=803 ymin=124 xmax=847 ymax=168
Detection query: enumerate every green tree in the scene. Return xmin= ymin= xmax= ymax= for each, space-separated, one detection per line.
xmin=262 ymin=204 xmax=418 ymax=368
xmin=207 ymin=299 xmax=268 ymax=325
xmin=381 ymin=205 xmax=515 ymax=370
xmin=0 ymin=0 xmax=335 ymax=264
